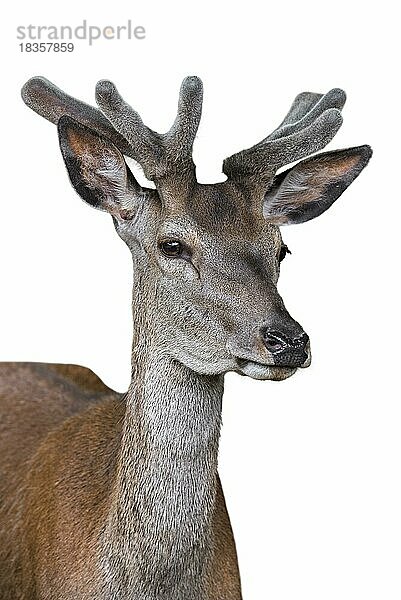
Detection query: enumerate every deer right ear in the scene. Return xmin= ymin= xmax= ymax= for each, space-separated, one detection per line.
xmin=57 ymin=116 xmax=140 ymax=218
xmin=262 ymin=146 xmax=372 ymax=226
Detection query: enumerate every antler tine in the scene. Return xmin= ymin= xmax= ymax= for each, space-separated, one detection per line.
xmin=274 ymin=91 xmax=324 ymax=130
xmin=95 ymin=80 xmax=161 ymax=178
xmin=21 ymin=77 xmax=135 ymax=159
xmin=223 ymin=88 xmax=346 ymax=187
xmin=167 ymin=76 xmax=203 ymax=156
xmin=96 ymin=77 xmax=203 ymax=181
xmin=266 ymin=88 xmax=346 ymax=141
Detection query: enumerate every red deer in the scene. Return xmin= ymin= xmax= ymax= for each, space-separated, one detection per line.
xmin=0 ymin=76 xmax=371 ymax=599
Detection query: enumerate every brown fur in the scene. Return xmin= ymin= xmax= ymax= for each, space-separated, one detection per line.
xmin=0 ymin=362 xmax=241 ymax=599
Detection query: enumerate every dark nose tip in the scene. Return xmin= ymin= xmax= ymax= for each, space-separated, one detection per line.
xmin=262 ymin=329 xmax=310 ymax=367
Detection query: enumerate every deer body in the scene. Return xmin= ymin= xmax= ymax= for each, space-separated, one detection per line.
xmin=0 ymin=362 xmax=240 ymax=599
xmin=0 ymin=76 xmax=371 ymax=598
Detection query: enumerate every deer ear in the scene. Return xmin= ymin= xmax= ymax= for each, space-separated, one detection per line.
xmin=57 ymin=116 xmax=140 ymax=218
xmin=263 ymin=145 xmax=372 ymax=225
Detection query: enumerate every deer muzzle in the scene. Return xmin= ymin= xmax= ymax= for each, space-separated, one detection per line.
xmin=261 ymin=329 xmax=311 ymax=368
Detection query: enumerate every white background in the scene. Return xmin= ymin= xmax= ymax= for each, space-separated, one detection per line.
xmin=1 ymin=2 xmax=400 ymax=598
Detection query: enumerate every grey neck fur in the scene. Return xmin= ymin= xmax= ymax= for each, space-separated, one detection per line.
xmin=100 ymin=258 xmax=224 ymax=599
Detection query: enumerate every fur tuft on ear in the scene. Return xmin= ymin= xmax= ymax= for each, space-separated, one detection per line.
xmin=263 ymin=145 xmax=372 ymax=225
xmin=58 ymin=116 xmax=141 ymax=218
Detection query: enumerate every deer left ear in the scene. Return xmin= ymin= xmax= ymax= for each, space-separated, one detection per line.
xmin=58 ymin=115 xmax=142 ymax=219
xmin=263 ymin=145 xmax=372 ymax=225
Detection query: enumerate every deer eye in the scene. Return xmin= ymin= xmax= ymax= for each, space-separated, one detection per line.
xmin=159 ymin=240 xmax=184 ymax=258
xmin=278 ymin=244 xmax=291 ymax=262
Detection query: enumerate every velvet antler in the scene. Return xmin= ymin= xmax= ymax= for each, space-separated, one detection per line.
xmin=223 ymin=88 xmax=347 ymax=190
xmin=22 ymin=78 xmax=357 ymax=202
xmin=21 ymin=77 xmax=134 ymax=158
xmin=21 ymin=76 xmax=203 ymax=185
xmin=95 ymin=77 xmax=203 ymax=181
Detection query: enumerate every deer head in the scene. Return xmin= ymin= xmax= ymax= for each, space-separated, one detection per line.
xmin=22 ymin=76 xmax=371 ymax=382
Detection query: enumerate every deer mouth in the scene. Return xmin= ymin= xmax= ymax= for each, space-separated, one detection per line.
xmin=234 ymin=359 xmax=298 ymax=381
xmin=227 ymin=326 xmax=311 ymax=381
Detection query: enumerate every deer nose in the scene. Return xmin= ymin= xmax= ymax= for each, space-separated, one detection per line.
xmin=261 ymin=329 xmax=310 ymax=367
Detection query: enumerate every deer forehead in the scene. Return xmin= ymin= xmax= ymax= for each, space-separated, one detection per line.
xmin=156 ymin=182 xmax=276 ymax=241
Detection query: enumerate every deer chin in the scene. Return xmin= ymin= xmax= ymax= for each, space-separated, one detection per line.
xmin=235 ymin=359 xmax=297 ymax=381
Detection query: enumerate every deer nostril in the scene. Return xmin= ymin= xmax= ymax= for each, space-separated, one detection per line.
xmin=262 ymin=332 xmax=288 ymax=354
xmin=293 ymin=333 xmax=309 ymax=349
xmin=261 ymin=329 xmax=309 ymax=355
xmin=260 ymin=328 xmax=310 ymax=367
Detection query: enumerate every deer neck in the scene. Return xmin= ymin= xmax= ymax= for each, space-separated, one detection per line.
xmin=102 ymin=272 xmax=224 ymax=599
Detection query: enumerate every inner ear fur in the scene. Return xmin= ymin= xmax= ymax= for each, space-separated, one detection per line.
xmin=263 ymin=145 xmax=372 ymax=225
xmin=58 ymin=115 xmax=140 ymax=218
